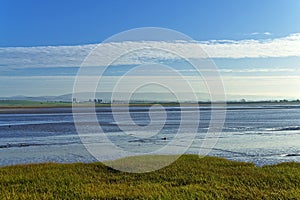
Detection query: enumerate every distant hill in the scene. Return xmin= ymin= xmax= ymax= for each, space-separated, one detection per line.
xmin=0 ymin=94 xmax=71 ymax=102
xmin=0 ymin=92 xmax=211 ymax=103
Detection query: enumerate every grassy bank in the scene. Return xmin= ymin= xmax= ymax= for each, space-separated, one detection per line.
xmin=0 ymin=155 xmax=299 ymax=199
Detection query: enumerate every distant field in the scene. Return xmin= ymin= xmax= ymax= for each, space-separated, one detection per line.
xmin=0 ymin=155 xmax=299 ymax=199
xmin=0 ymin=100 xmax=180 ymax=108
xmin=0 ymin=99 xmax=299 ymax=109
xmin=0 ymin=100 xmax=71 ymax=108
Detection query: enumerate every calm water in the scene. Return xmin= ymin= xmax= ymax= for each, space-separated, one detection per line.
xmin=0 ymin=105 xmax=300 ymax=166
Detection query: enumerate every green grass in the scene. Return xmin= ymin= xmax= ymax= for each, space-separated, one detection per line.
xmin=0 ymin=155 xmax=299 ymax=199
xmin=0 ymin=100 xmax=71 ymax=108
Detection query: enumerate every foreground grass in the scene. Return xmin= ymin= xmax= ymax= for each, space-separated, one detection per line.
xmin=0 ymin=155 xmax=299 ymax=199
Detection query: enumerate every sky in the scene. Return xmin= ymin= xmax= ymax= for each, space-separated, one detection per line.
xmin=1 ymin=0 xmax=300 ymax=100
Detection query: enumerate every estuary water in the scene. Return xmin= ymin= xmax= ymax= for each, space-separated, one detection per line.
xmin=0 ymin=105 xmax=300 ymax=166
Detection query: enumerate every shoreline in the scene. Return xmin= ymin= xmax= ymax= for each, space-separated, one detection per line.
xmin=1 ymin=154 xmax=299 ymax=169
xmin=1 ymin=103 xmax=300 ymax=114
xmin=1 ymin=99 xmax=300 ymax=109
xmin=0 ymin=100 xmax=300 ymax=111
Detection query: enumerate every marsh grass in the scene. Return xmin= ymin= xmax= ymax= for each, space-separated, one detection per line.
xmin=0 ymin=155 xmax=299 ymax=199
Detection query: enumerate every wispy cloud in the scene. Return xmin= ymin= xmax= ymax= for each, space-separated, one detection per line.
xmin=264 ymin=32 xmax=272 ymax=36
xmin=250 ymin=32 xmax=272 ymax=36
xmin=219 ymin=67 xmax=300 ymax=73
xmin=1 ymin=33 xmax=300 ymax=68
xmin=0 ymin=44 xmax=95 ymax=68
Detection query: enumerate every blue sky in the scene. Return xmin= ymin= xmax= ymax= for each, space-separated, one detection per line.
xmin=1 ymin=0 xmax=300 ymax=100
xmin=1 ymin=0 xmax=300 ymax=46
